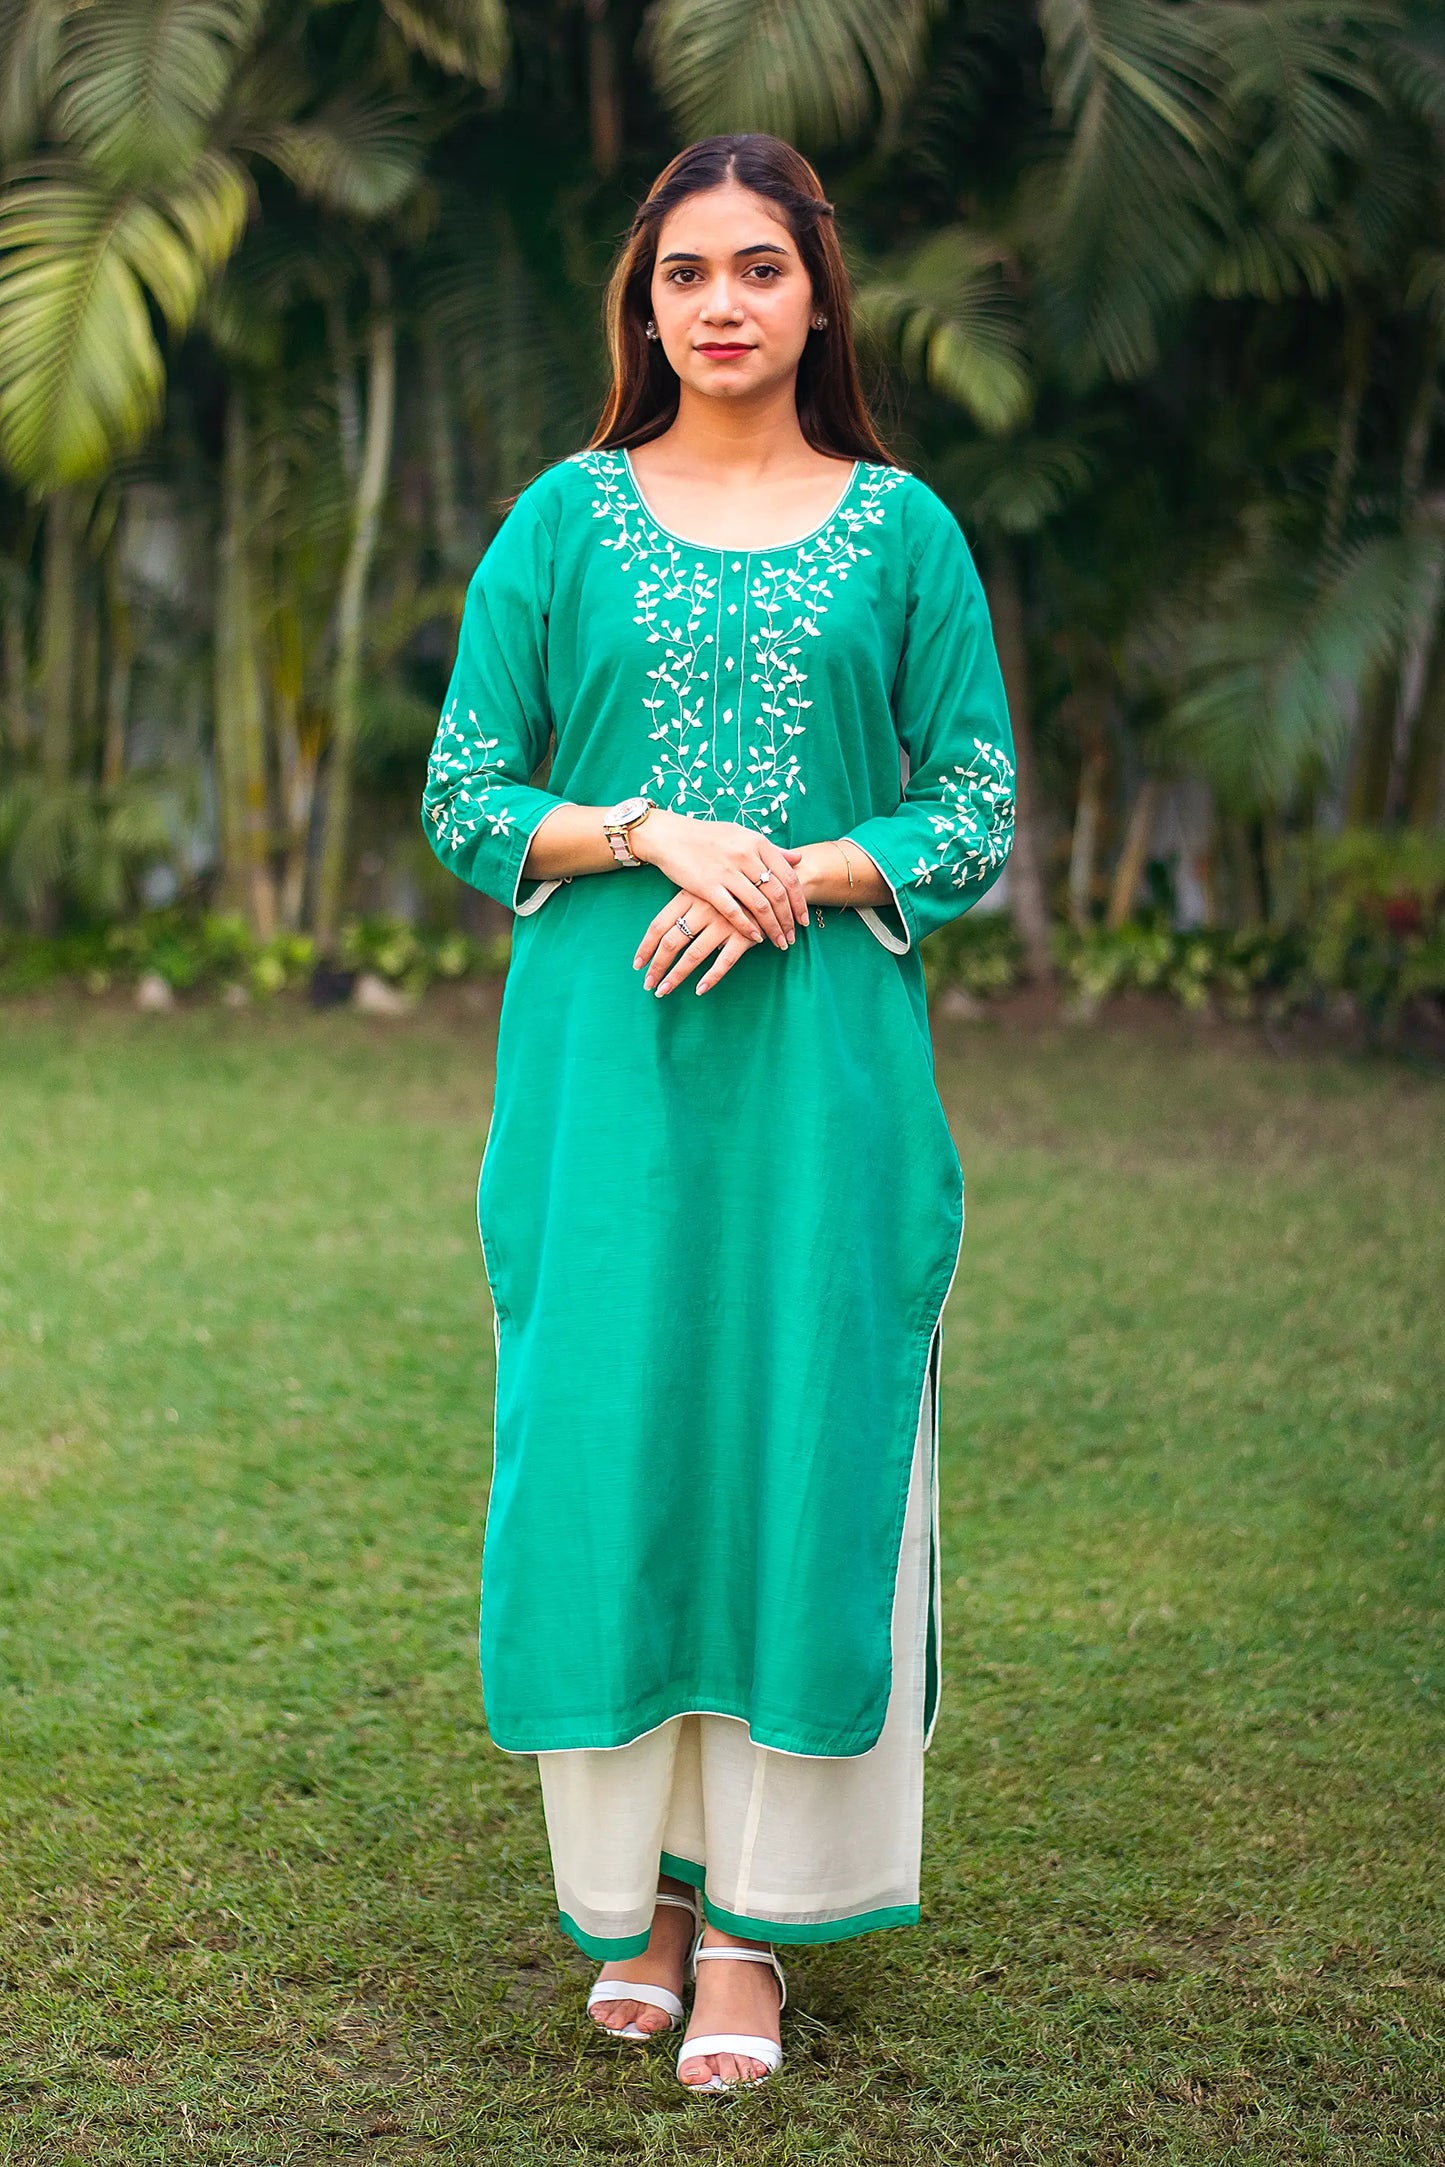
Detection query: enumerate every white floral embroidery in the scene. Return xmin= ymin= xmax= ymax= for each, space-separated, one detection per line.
xmin=576 ymin=450 xmax=905 ymax=834
xmin=909 ymin=740 xmax=1015 ymax=891
xmin=423 ymin=696 xmax=518 ymax=854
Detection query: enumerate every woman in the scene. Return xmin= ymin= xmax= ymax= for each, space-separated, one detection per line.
xmin=422 ymin=134 xmax=1014 ymax=2094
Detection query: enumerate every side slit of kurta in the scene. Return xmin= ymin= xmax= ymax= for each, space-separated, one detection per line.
xmin=539 ymin=1361 xmax=936 ymax=1954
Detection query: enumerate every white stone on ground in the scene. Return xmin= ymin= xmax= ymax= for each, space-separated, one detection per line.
xmin=353 ymin=971 xmax=412 ymax=1016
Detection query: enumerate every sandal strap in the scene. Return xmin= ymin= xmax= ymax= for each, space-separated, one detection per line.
xmin=691 ymin=1939 xmax=787 ymax=2010
xmin=678 ymin=2032 xmax=783 ymax=2075
xmin=654 ymin=1892 xmax=700 ymax=1919
xmin=587 ymin=1980 xmax=683 ymax=2022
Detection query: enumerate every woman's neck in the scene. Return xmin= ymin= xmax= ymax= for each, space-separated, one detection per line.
xmin=649 ymin=380 xmax=824 ymax=480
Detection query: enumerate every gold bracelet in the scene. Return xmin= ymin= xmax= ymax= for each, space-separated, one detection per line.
xmin=833 ymin=839 xmax=855 ymax=892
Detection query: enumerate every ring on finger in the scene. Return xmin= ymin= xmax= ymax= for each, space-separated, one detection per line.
xmin=675 ymin=913 xmax=692 ymax=936
xmin=756 ymin=868 xmax=773 ymax=885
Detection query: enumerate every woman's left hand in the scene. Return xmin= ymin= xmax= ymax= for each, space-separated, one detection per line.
xmin=634 ymin=890 xmax=778 ymax=996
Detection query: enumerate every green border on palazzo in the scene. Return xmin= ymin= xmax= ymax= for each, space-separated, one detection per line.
xmin=558 ymin=1911 xmax=651 ymax=1961
xmin=662 ymin=1852 xmax=919 ymax=1944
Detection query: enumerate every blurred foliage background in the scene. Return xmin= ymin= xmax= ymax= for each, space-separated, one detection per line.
xmin=0 ymin=0 xmax=1443 ymax=1026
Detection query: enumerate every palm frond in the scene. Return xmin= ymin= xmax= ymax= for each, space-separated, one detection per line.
xmin=888 ymin=4 xmax=1021 ymax=193
xmin=0 ymin=153 xmax=249 ymax=488
xmin=1166 ymin=528 xmax=1439 ymax=810
xmin=247 ymin=97 xmax=422 ymax=218
xmin=54 ymin=0 xmax=264 ymax=184
xmin=1338 ymin=131 xmax=1429 ymax=274
xmin=105 ymin=778 xmax=181 ymax=856
xmin=1406 ymin=247 xmax=1445 ymax=324
xmin=1033 ymin=0 xmax=1229 ymax=383
xmin=418 ymin=200 xmax=596 ymax=494
xmin=355 ymin=676 xmax=446 ymax=764
xmin=1208 ymin=217 xmax=1343 ymax=301
xmin=646 ymin=0 xmax=940 ymax=148
xmin=380 ymin=0 xmax=508 ymax=88
xmin=364 ymin=582 xmax=466 ymax=673
xmin=1217 ymin=0 xmax=1386 ymax=223
xmin=855 ymin=228 xmax=1030 ymax=435
xmin=0 ymin=773 xmax=97 ymax=908
xmin=0 ymin=0 xmax=64 ymax=161
xmin=1377 ymin=2 xmax=1445 ymax=126
xmin=202 ymin=219 xmax=318 ymax=366
xmin=935 ymin=434 xmax=1096 ymax=537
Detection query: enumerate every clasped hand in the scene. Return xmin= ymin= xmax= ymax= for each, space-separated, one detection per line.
xmin=630 ymin=809 xmax=810 ymax=996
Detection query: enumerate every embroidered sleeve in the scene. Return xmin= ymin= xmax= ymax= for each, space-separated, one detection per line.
xmin=843 ymin=487 xmax=1015 ymax=954
xmin=422 ymin=491 xmax=571 ymax=915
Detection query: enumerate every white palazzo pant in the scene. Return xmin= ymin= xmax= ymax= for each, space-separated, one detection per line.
xmin=536 ymin=1370 xmax=934 ymax=1954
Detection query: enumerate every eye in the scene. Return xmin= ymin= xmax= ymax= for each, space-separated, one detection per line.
xmin=746 ymin=263 xmax=783 ymax=282
xmin=664 ymin=267 xmax=702 ymax=285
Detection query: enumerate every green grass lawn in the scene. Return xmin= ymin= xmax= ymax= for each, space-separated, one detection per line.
xmin=1 ymin=1000 xmax=1441 ymax=2165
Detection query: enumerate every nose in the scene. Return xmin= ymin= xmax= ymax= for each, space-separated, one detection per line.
xmin=698 ymin=274 xmax=743 ymax=324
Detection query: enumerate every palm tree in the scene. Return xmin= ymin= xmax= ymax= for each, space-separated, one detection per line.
xmin=0 ymin=0 xmax=499 ymax=931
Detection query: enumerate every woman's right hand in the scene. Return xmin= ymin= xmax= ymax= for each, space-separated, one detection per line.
xmin=632 ymin=809 xmax=809 ymax=950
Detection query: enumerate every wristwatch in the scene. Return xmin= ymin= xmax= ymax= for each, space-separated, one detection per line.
xmin=601 ymin=794 xmax=655 ymax=867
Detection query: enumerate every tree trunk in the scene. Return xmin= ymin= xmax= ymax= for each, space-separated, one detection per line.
xmin=1347 ymin=665 xmax=1397 ymax=827
xmin=1248 ymin=816 xmax=1273 ymax=925
xmin=1068 ymin=741 xmax=1106 ymax=932
xmin=78 ymin=560 xmax=101 ymax=763
xmin=39 ymin=488 xmax=81 ymax=783
xmin=101 ymin=539 xmax=132 ymax=791
xmin=2 ymin=562 xmax=29 ymax=755
xmin=1063 ymin=654 xmax=1111 ymax=932
xmin=420 ymin=322 xmax=465 ymax=573
xmin=1105 ymin=775 xmax=1161 ymax=931
xmin=1399 ymin=324 xmax=1441 ymax=512
xmin=1403 ymin=598 xmax=1445 ymax=828
xmin=1321 ymin=302 xmax=1370 ymax=562
xmin=327 ymin=290 xmax=361 ymax=492
xmin=313 ymin=258 xmax=397 ymax=951
xmin=584 ymin=0 xmax=621 ymax=177
xmin=215 ymin=383 xmax=277 ymax=936
xmin=982 ymin=540 xmax=1052 ymax=981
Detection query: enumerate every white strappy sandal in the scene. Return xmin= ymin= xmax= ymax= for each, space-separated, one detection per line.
xmin=585 ymin=1890 xmax=700 ymax=2042
xmin=676 ymin=1935 xmax=787 ymax=2093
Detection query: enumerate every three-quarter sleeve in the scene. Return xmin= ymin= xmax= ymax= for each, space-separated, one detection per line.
xmin=843 ymin=488 xmax=1015 ymax=955
xmin=422 ymin=490 xmax=572 ymax=916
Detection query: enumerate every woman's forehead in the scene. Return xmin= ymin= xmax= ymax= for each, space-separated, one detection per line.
xmin=655 ymin=184 xmax=797 ymax=263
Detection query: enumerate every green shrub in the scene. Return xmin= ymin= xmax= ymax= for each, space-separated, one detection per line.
xmin=5 ymin=836 xmax=1442 ymax=1035
xmin=1051 ymin=833 xmax=1445 ymax=1032
xmin=1304 ymin=831 xmax=1445 ymax=1030
xmin=340 ymin=916 xmax=510 ymax=993
xmin=920 ymin=911 xmax=1024 ymax=1002
xmin=0 ymin=910 xmax=510 ymax=1002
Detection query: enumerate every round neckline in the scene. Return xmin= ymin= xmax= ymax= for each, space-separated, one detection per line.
xmin=619 ymin=447 xmax=862 ymax=554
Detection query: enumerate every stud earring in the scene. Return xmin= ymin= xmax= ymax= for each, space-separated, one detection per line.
xmin=645 ymin=320 xmax=659 ymax=341
xmin=812 ymin=312 xmax=828 ymax=330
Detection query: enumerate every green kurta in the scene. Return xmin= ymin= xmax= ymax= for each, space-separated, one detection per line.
xmin=423 ymin=448 xmax=1014 ymax=1758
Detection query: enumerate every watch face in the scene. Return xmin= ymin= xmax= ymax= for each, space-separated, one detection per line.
xmin=613 ymin=796 xmax=650 ymax=824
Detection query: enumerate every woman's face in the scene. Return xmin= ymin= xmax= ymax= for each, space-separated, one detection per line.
xmin=648 ymin=181 xmax=816 ymax=406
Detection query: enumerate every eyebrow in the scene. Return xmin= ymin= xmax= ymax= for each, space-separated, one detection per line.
xmin=658 ymin=242 xmax=791 ymax=264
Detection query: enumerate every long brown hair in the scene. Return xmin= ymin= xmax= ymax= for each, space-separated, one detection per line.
xmin=587 ymin=135 xmax=897 ymax=465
